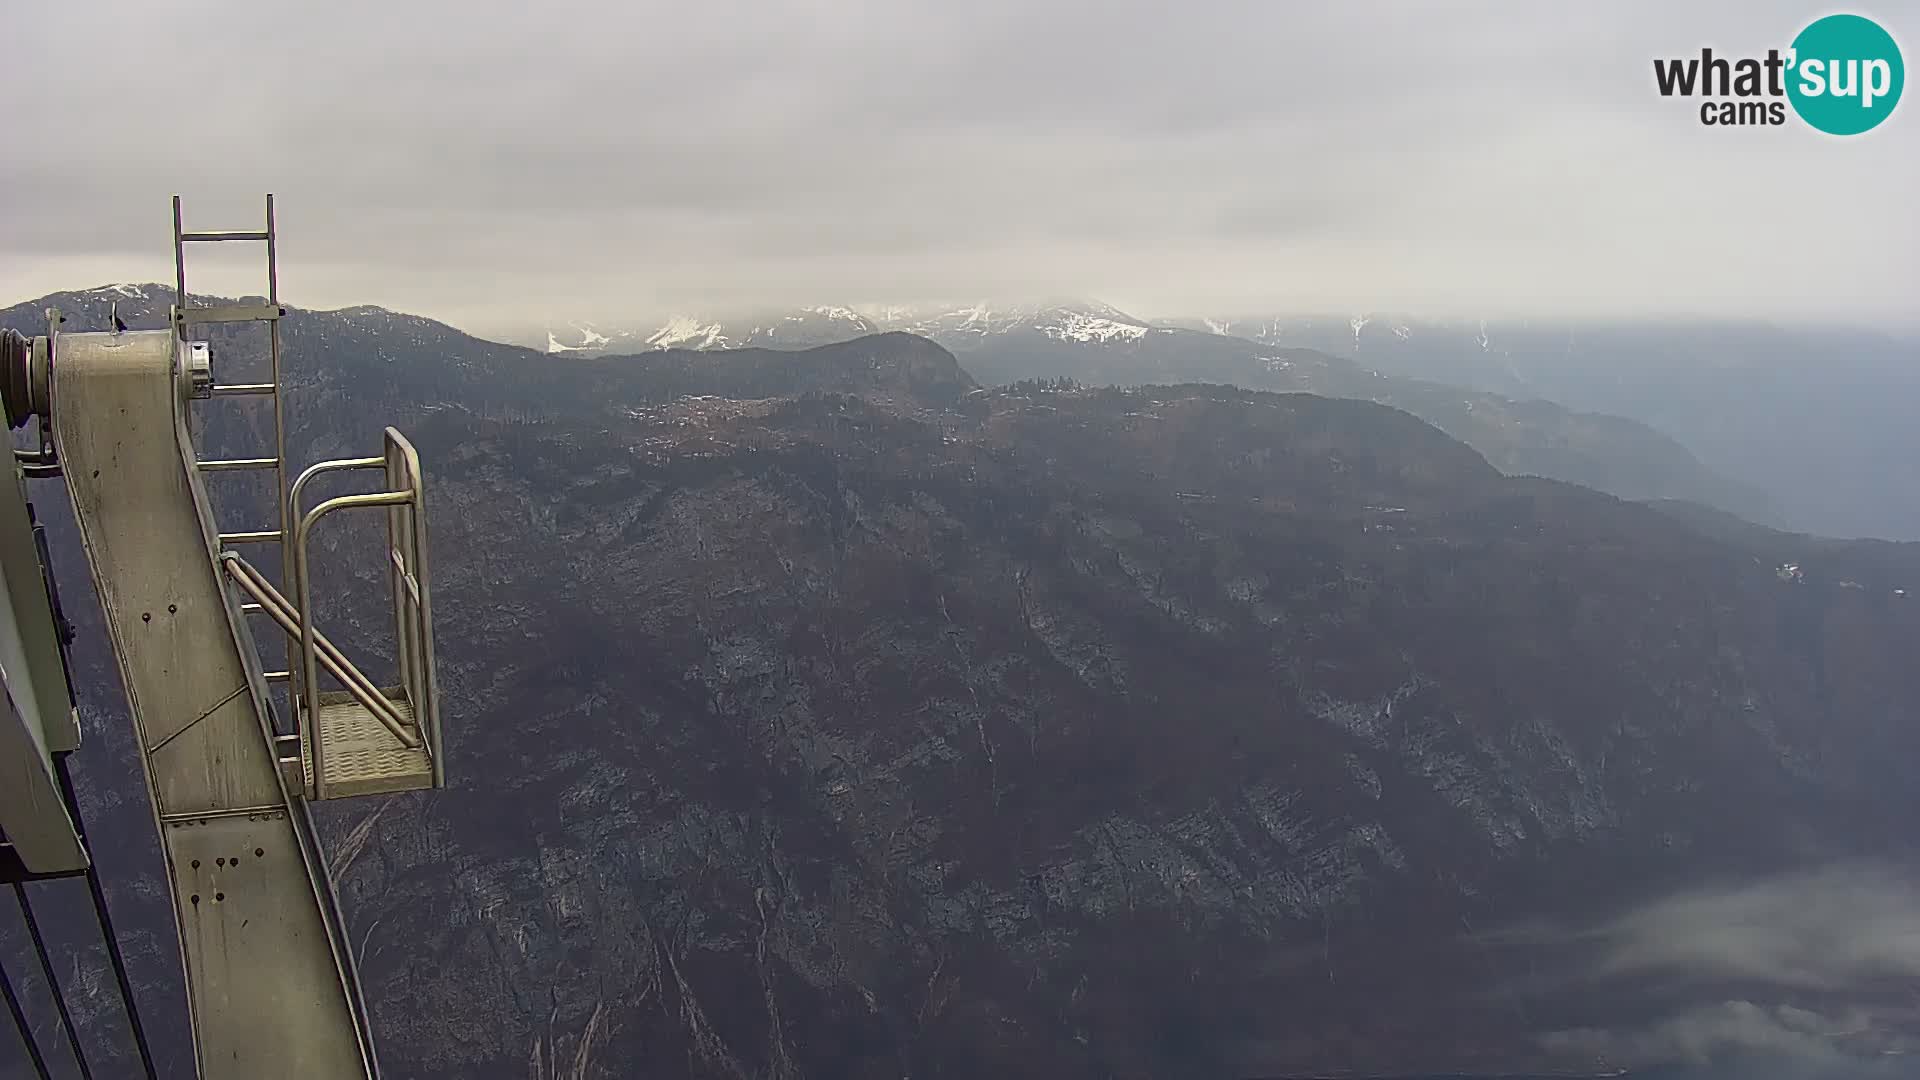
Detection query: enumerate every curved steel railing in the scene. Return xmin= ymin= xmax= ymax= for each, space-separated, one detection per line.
xmin=240 ymin=427 xmax=443 ymax=799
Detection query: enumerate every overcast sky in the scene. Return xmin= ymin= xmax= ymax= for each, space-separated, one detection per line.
xmin=3 ymin=0 xmax=1914 ymax=336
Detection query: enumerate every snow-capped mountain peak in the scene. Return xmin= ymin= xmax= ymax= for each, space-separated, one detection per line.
xmin=801 ymin=305 xmax=871 ymax=327
xmin=1039 ymin=309 xmax=1151 ymax=344
xmin=645 ymin=316 xmax=732 ymax=351
xmin=847 ymin=299 xmax=1158 ymax=345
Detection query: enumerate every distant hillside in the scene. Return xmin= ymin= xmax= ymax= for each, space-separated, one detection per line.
xmin=1187 ymin=314 xmax=1920 ymax=540
xmin=512 ymin=298 xmax=1769 ymax=523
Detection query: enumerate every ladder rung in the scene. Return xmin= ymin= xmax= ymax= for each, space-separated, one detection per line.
xmin=241 ymin=602 xmax=264 ymax=613
xmin=181 ymin=230 xmax=269 ymax=242
xmin=199 ymin=456 xmax=280 ymax=472
xmin=177 ymin=303 xmax=283 ymax=324
xmin=263 ymin=670 xmax=290 ymax=683
xmin=210 ymin=382 xmax=277 ymax=396
xmin=220 ymin=530 xmax=282 ymax=544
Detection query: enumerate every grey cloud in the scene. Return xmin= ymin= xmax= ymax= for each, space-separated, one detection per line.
xmin=1476 ymin=862 xmax=1920 ymax=992
xmin=3 ymin=0 xmax=1913 ymax=335
xmin=1586 ymin=862 xmax=1920 ymax=991
xmin=1474 ymin=862 xmax=1920 ymax=1070
xmin=1537 ymin=1000 xmax=1896 ymax=1073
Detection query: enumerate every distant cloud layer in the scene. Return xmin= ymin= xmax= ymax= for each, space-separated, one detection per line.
xmin=1588 ymin=861 xmax=1920 ymax=991
xmin=1539 ymin=1000 xmax=1877 ymax=1071
xmin=3 ymin=0 xmax=1914 ymax=334
xmin=1484 ymin=862 xmax=1920 ymax=1069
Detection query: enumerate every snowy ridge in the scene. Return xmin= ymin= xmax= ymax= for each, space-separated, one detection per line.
xmin=860 ymin=300 xmax=1158 ymax=346
xmin=547 ymin=321 xmax=644 ymax=354
xmin=534 ymin=299 xmax=1161 ymax=355
xmin=802 ymin=305 xmax=871 ymax=327
xmin=645 ymin=316 xmax=732 ymax=351
xmin=1040 ymin=313 xmax=1150 ymax=343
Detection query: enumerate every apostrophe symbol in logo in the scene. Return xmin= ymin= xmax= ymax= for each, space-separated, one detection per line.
xmin=1786 ymin=14 xmax=1904 ymax=134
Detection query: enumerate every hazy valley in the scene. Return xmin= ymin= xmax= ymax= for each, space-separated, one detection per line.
xmin=4 ymin=287 xmax=1919 ymax=1077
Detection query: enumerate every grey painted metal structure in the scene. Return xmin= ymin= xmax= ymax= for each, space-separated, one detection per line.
xmin=52 ymin=328 xmax=380 ymax=1078
xmin=0 ymin=446 xmax=86 ymax=876
xmin=0 ymin=196 xmax=451 ymax=1077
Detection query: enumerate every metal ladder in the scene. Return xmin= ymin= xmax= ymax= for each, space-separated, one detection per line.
xmin=175 ymin=194 xmax=442 ymax=801
xmin=173 ymin=194 xmax=294 ymax=686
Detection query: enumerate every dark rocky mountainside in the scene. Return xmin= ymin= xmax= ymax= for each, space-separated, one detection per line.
xmin=928 ymin=327 xmax=1772 ymax=524
xmin=5 ymin=287 xmax=1919 ymax=1078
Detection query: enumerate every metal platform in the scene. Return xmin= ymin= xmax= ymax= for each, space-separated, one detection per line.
xmin=305 ymin=689 xmax=432 ymax=798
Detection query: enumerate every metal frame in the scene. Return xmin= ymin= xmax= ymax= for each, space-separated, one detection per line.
xmin=0 ymin=447 xmax=85 ymax=877
xmin=173 ymin=195 xmax=293 ymax=555
xmin=50 ymin=327 xmax=378 ymax=1078
xmin=9 ymin=314 xmax=63 ymax=478
xmin=280 ymin=428 xmax=440 ymax=799
xmin=384 ymin=430 xmax=442 ymax=786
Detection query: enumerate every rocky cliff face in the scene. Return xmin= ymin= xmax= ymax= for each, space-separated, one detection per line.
xmin=5 ymin=289 xmax=1920 ymax=1078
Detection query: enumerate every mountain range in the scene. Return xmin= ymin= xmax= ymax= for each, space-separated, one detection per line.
xmin=4 ymin=286 xmax=1919 ymax=1078
xmin=519 ymin=301 xmax=1771 ymax=525
xmin=525 ymin=302 xmax=1920 ymax=542
xmin=532 ymin=301 xmax=1161 ymax=355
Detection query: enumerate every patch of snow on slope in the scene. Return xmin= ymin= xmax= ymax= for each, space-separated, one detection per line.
xmin=861 ymin=305 xmax=917 ymax=325
xmin=646 ymin=317 xmax=729 ymax=350
xmin=546 ymin=331 xmax=581 ymax=354
xmin=805 ymin=305 xmax=868 ymax=324
xmin=1039 ymin=313 xmax=1151 ymax=344
xmin=948 ymin=303 xmax=997 ymax=333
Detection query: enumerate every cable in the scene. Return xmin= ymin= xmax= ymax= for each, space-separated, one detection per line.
xmin=12 ymin=884 xmax=93 ymax=1079
xmin=29 ymin=500 xmax=160 ymax=1079
xmin=0 ymin=952 xmax=54 ymax=1080
xmin=52 ymin=756 xmax=160 ymax=1080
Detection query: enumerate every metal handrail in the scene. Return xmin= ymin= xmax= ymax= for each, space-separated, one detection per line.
xmin=285 ymin=454 xmax=385 ymax=781
xmin=219 ymin=555 xmax=417 ymax=746
xmin=295 ymin=490 xmax=411 ymax=792
xmin=381 ymin=430 xmax=442 ymax=788
xmin=287 ymin=430 xmax=438 ymax=796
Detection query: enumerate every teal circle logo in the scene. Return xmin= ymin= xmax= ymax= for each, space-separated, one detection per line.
xmin=1787 ymin=14 xmax=1904 ymax=135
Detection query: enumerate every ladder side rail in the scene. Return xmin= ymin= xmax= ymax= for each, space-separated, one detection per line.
xmin=265 ymin=195 xmax=292 ymax=618
xmin=171 ymin=197 xmax=186 ymax=318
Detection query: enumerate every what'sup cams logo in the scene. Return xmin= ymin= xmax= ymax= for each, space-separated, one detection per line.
xmin=1654 ymin=13 xmax=1904 ymax=133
